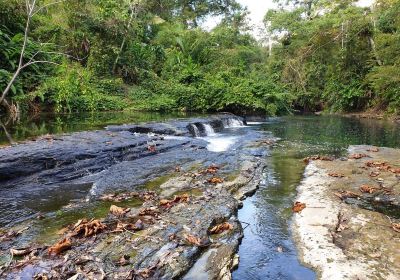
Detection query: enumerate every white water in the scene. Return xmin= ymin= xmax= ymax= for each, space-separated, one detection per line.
xmin=223 ymin=118 xmax=245 ymax=128
xmin=202 ymin=123 xmax=216 ymax=136
xmin=190 ymin=124 xmax=201 ymax=137
xmin=205 ymin=135 xmax=239 ymax=152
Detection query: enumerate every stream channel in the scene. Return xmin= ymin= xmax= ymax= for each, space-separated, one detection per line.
xmin=1 ymin=113 xmax=400 ymax=279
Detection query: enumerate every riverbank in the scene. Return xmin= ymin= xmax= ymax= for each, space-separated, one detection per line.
xmin=293 ymin=146 xmax=400 ymax=279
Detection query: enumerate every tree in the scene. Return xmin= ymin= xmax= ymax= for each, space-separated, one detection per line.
xmin=0 ymin=0 xmax=64 ymax=115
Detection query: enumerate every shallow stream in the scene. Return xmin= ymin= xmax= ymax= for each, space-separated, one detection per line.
xmin=1 ymin=113 xmax=400 ymax=279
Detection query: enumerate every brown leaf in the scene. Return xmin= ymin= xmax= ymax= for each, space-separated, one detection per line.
xmin=392 ymin=223 xmax=400 ymax=233
xmin=139 ymin=207 xmax=160 ymax=217
xmin=328 ymin=172 xmax=345 ymax=178
xmin=160 ymin=194 xmax=190 ymax=208
xmin=110 ymin=205 xmax=130 ymax=216
xmin=114 ymin=220 xmax=144 ymax=233
xmin=348 ymin=153 xmax=368 ymax=159
xmin=183 ymin=233 xmax=202 ymax=246
xmin=334 ymin=190 xmax=360 ymax=200
xmin=303 ymin=155 xmax=334 ymax=164
xmin=367 ymin=147 xmax=379 ymax=152
xmin=139 ymin=191 xmax=157 ymax=201
xmin=390 ymin=168 xmax=400 ymax=174
xmin=147 ymin=145 xmax=156 ymax=152
xmin=292 ymin=201 xmax=306 ymax=213
xmin=48 ymin=238 xmax=72 ymax=255
xmin=359 ymin=185 xmax=378 ymax=194
xmin=208 ymin=177 xmax=224 ymax=184
xmin=72 ymin=219 xmax=107 ymax=237
xmin=209 ymin=222 xmax=233 ymax=234
xmin=365 ymin=161 xmax=387 ymax=167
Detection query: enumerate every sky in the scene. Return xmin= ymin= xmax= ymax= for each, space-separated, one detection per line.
xmin=204 ymin=0 xmax=375 ymax=39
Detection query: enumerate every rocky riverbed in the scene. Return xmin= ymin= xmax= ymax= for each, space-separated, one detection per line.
xmin=0 ymin=114 xmax=275 ymax=279
xmin=294 ymin=146 xmax=400 ymax=280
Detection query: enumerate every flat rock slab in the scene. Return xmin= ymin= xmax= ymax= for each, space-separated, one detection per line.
xmin=294 ymin=145 xmax=400 ymax=280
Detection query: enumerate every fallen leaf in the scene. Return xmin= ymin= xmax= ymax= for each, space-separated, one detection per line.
xmin=303 ymin=155 xmax=334 ymax=163
xmin=208 ymin=177 xmax=224 ymax=184
xmin=34 ymin=274 xmax=49 ymax=280
xmin=292 ymin=201 xmax=306 ymax=213
xmin=110 ymin=205 xmax=130 ymax=216
xmin=390 ymin=168 xmax=400 ymax=174
xmin=147 ymin=145 xmax=156 ymax=152
xmin=328 ymin=172 xmax=345 ymax=178
xmin=209 ymin=222 xmax=233 ymax=234
xmin=359 ymin=185 xmax=378 ymax=194
xmin=365 ymin=161 xmax=387 ymax=167
xmin=139 ymin=191 xmax=157 ymax=201
xmin=367 ymin=147 xmax=379 ymax=152
xmin=334 ymin=190 xmax=360 ymax=200
xmin=348 ymin=153 xmax=368 ymax=159
xmin=114 ymin=220 xmax=144 ymax=233
xmin=10 ymin=247 xmax=32 ymax=257
xmin=175 ymin=166 xmax=181 ymax=172
xmin=72 ymin=219 xmax=107 ymax=237
xmin=139 ymin=207 xmax=160 ymax=217
xmin=392 ymin=223 xmax=400 ymax=233
xmin=183 ymin=233 xmax=202 ymax=246
xmin=159 ymin=194 xmax=190 ymax=208
xmin=48 ymin=238 xmax=72 ymax=255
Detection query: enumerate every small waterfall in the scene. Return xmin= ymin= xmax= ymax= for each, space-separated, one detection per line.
xmin=223 ymin=118 xmax=244 ymax=128
xmin=190 ymin=124 xmax=201 ymax=137
xmin=202 ymin=123 xmax=216 ymax=136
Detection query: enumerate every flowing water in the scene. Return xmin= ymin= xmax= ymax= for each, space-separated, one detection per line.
xmin=1 ymin=113 xmax=400 ymax=279
xmin=233 ymin=116 xmax=400 ymax=280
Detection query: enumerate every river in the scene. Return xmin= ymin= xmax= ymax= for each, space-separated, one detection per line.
xmin=1 ymin=113 xmax=400 ymax=279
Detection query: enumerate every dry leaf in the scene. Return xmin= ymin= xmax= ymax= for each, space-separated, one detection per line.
xmin=160 ymin=194 xmax=190 ymax=208
xmin=110 ymin=205 xmax=130 ymax=216
xmin=114 ymin=220 xmax=144 ymax=232
xmin=367 ymin=147 xmax=379 ymax=152
xmin=359 ymin=185 xmax=378 ymax=194
xmin=328 ymin=172 xmax=345 ymax=178
xmin=209 ymin=222 xmax=233 ymax=234
xmin=303 ymin=155 xmax=334 ymax=164
xmin=292 ymin=201 xmax=306 ymax=213
xmin=365 ymin=161 xmax=387 ymax=167
xmin=183 ymin=233 xmax=202 ymax=246
xmin=390 ymin=168 xmax=400 ymax=174
xmin=392 ymin=223 xmax=400 ymax=233
xmin=72 ymin=219 xmax=107 ymax=237
xmin=334 ymin=190 xmax=360 ymax=200
xmin=10 ymin=247 xmax=32 ymax=257
xmin=348 ymin=153 xmax=368 ymax=159
xmin=147 ymin=145 xmax=156 ymax=152
xmin=48 ymin=238 xmax=72 ymax=255
xmin=208 ymin=177 xmax=224 ymax=184
xmin=139 ymin=207 xmax=160 ymax=217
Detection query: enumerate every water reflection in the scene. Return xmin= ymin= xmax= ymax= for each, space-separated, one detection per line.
xmin=0 ymin=111 xmax=202 ymax=145
xmin=233 ymin=115 xmax=400 ymax=280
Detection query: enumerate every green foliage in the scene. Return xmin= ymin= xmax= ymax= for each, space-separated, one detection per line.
xmin=30 ymin=62 xmax=125 ymax=112
xmin=2 ymin=0 xmax=398 ymax=116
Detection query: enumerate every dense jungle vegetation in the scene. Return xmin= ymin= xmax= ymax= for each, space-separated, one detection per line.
xmin=0 ymin=0 xmax=399 ymax=115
